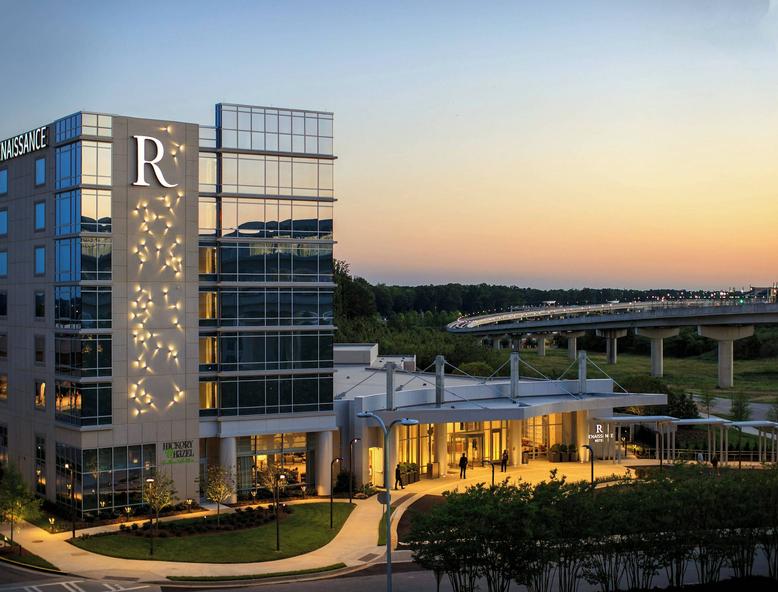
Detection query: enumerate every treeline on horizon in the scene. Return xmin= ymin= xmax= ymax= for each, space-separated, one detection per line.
xmin=333 ymin=261 xmax=778 ymax=369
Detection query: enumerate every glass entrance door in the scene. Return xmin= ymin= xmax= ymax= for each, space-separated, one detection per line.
xmin=450 ymin=434 xmax=484 ymax=466
xmin=491 ymin=429 xmax=502 ymax=461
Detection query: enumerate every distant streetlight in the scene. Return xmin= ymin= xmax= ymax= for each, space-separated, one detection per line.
xmin=330 ymin=457 xmax=343 ymax=528
xmin=145 ymin=477 xmax=155 ymax=556
xmin=349 ymin=438 xmax=361 ymax=504
xmin=274 ymin=472 xmax=287 ymax=551
xmin=64 ymin=462 xmax=75 ymax=538
xmin=582 ymin=445 xmax=595 ymax=485
xmin=357 ymin=412 xmax=419 ymax=592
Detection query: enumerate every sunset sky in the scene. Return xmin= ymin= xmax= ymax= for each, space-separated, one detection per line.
xmin=1 ymin=1 xmax=776 ymax=289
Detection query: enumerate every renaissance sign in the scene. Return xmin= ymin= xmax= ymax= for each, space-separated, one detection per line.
xmin=132 ymin=135 xmax=178 ymax=188
xmin=162 ymin=440 xmax=195 ymax=464
xmin=0 ymin=126 xmax=48 ymax=163
xmin=588 ymin=423 xmax=612 ymax=444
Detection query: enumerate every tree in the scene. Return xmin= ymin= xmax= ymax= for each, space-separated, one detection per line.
xmin=767 ymin=397 xmax=778 ymax=423
xmin=0 ymin=463 xmax=41 ymax=549
xmin=201 ymin=465 xmax=234 ymax=526
xmin=730 ymin=393 xmax=752 ymax=422
xmin=698 ymin=391 xmax=716 ymax=418
xmin=143 ymin=471 xmax=177 ymax=531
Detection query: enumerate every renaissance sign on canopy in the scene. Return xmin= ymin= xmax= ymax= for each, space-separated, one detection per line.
xmin=0 ymin=126 xmax=48 ymax=163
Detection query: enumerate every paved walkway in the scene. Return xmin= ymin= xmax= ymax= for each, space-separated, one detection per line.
xmin=0 ymin=459 xmax=654 ymax=583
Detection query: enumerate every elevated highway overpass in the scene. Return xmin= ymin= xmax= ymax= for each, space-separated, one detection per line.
xmin=447 ymin=300 xmax=778 ymax=388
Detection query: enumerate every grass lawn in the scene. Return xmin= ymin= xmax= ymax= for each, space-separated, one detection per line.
xmin=71 ymin=502 xmax=354 ymax=563
xmin=507 ymin=348 xmax=778 ymax=402
xmin=0 ymin=546 xmax=59 ymax=570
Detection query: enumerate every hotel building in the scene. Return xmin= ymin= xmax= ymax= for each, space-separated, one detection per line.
xmin=0 ymin=103 xmax=337 ymax=515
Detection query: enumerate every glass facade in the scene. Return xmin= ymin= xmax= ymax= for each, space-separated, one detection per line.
xmin=235 ymin=433 xmax=313 ymax=493
xmin=54 ymin=333 xmax=112 ymax=377
xmin=199 ymin=104 xmax=335 ymax=418
xmin=55 ymin=380 xmax=112 ymax=426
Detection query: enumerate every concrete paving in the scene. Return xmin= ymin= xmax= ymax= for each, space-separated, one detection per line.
xmin=0 ymin=459 xmax=652 ymax=583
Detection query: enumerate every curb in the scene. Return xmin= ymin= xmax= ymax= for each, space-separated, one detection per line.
xmin=0 ymin=552 xmax=65 ymax=576
xmin=159 ymin=562 xmax=368 ymax=588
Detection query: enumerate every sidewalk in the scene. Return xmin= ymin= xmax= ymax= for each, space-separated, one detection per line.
xmin=0 ymin=498 xmax=386 ymax=583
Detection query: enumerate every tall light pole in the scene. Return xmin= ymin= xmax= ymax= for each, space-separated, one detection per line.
xmin=145 ymin=477 xmax=155 ymax=556
xmin=582 ymin=445 xmax=594 ymax=485
xmin=349 ymin=437 xmax=361 ymax=505
xmin=357 ymin=411 xmax=419 ymax=592
xmin=330 ymin=457 xmax=343 ymax=528
xmin=274 ymin=472 xmax=286 ymax=551
xmin=64 ymin=462 xmax=75 ymax=539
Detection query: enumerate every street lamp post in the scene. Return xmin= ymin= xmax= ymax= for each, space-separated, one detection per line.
xmin=64 ymin=462 xmax=75 ymax=539
xmin=145 ymin=477 xmax=155 ymax=557
xmin=274 ymin=472 xmax=286 ymax=551
xmin=330 ymin=457 xmax=343 ymax=528
xmin=582 ymin=445 xmax=594 ymax=485
xmin=357 ymin=411 xmax=419 ymax=592
xmin=349 ymin=438 xmax=361 ymax=505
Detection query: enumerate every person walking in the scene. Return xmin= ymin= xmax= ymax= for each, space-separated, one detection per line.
xmin=500 ymin=449 xmax=509 ymax=472
xmin=696 ymin=451 xmax=704 ymax=464
xmin=711 ymin=454 xmax=720 ymax=475
xmin=459 ymin=453 xmax=468 ymax=479
xmin=394 ymin=463 xmax=404 ymax=490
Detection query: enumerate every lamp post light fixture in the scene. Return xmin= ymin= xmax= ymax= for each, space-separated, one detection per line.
xmin=274 ymin=472 xmax=287 ymax=551
xmin=64 ymin=462 xmax=76 ymax=539
xmin=185 ymin=498 xmax=193 ymax=513
xmin=145 ymin=477 xmax=155 ymax=557
xmin=300 ymin=483 xmax=306 ymax=499
xmin=357 ymin=411 xmax=419 ymax=592
xmin=582 ymin=445 xmax=595 ymax=485
xmin=124 ymin=506 xmax=133 ymax=522
xmin=330 ymin=456 xmax=343 ymax=528
xmin=349 ymin=437 xmax=361 ymax=505
xmin=48 ymin=517 xmax=55 ymax=533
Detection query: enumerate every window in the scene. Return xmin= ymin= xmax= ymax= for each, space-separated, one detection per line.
xmin=35 ymin=381 xmax=46 ymax=410
xmin=0 ymin=334 xmax=6 ymax=358
xmin=0 ymin=375 xmax=7 ymax=401
xmin=0 ymin=425 xmax=7 ymax=466
xmin=34 ymin=246 xmax=45 ymax=275
xmin=35 ymin=158 xmax=46 ymax=186
xmin=0 ymin=209 xmax=7 ymax=236
xmin=199 ymin=381 xmax=218 ymax=416
xmin=198 ymin=197 xmax=217 ymax=236
xmin=208 ymin=330 xmax=333 ymax=372
xmin=35 ymin=435 xmax=46 ymax=494
xmin=0 ymin=251 xmax=7 ymax=277
xmin=0 ymin=169 xmax=7 ymax=195
xmin=55 ymin=286 xmax=111 ymax=329
xmin=55 ymin=334 xmax=112 ymax=377
xmin=34 ymin=335 xmax=45 ymax=365
xmin=34 ymin=201 xmax=45 ymax=230
xmin=199 ymin=153 xmax=217 ymax=192
xmin=56 ymin=238 xmax=111 ymax=281
xmin=199 ymin=245 xmax=217 ymax=276
xmin=35 ymin=290 xmax=45 ymax=318
xmin=81 ymin=113 xmax=112 ymax=138
xmin=216 ymin=197 xmax=333 ymax=239
xmin=80 ymin=189 xmax=111 ymax=232
xmin=55 ymin=143 xmax=81 ymax=189
xmin=220 ymin=154 xmax=333 ymax=197
xmin=55 ymin=141 xmax=112 ymax=189
xmin=199 ymin=335 xmax=218 ymax=371
xmin=55 ymin=381 xmax=112 ymax=426
xmin=199 ymin=291 xmax=218 ymax=325
xmin=0 ymin=293 xmax=6 ymax=316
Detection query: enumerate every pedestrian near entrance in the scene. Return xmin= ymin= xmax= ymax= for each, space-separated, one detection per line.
xmin=459 ymin=453 xmax=468 ymax=479
xmin=696 ymin=451 xmax=704 ymax=464
xmin=500 ymin=449 xmax=509 ymax=472
xmin=394 ymin=463 xmax=404 ymax=490
xmin=711 ymin=454 xmax=720 ymax=475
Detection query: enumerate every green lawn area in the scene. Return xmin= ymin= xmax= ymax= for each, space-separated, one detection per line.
xmin=509 ymin=348 xmax=778 ymax=402
xmin=71 ymin=502 xmax=354 ymax=563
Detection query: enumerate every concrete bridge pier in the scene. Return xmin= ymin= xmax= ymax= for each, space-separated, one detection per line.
xmin=535 ymin=334 xmax=551 ymax=357
xmin=596 ymin=329 xmax=627 ymax=364
xmin=564 ymin=331 xmax=586 ymax=361
xmin=697 ymin=325 xmax=754 ymax=388
xmin=635 ymin=327 xmax=680 ymax=377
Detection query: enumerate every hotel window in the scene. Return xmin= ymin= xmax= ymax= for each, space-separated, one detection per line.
xmin=199 ymin=335 xmax=218 ymax=371
xmin=198 ymin=245 xmax=217 ymax=277
xmin=34 ymin=335 xmax=45 ymax=365
xmin=35 ymin=246 xmax=46 ymax=275
xmin=34 ymin=290 xmax=45 ymax=318
xmin=35 ymin=435 xmax=46 ymax=494
xmin=35 ymin=157 xmax=46 ymax=186
xmin=55 ymin=113 xmax=81 ymax=142
xmin=55 ymin=190 xmax=79 ymax=234
xmin=0 ymin=251 xmax=7 ymax=277
xmin=81 ymin=141 xmax=112 ymax=186
xmin=0 ymin=209 xmax=7 ymax=236
xmin=0 ymin=334 xmax=6 ymax=358
xmin=0 ymin=169 xmax=7 ymax=195
xmin=81 ymin=113 xmax=112 ymax=138
xmin=55 ymin=380 xmax=112 ymax=426
xmin=220 ymin=154 xmax=333 ymax=197
xmin=199 ymin=290 xmax=218 ymax=326
xmin=35 ymin=380 xmax=46 ymax=410
xmin=199 ymin=153 xmax=217 ymax=192
xmin=199 ymin=381 xmax=218 ymax=416
xmin=55 ymin=143 xmax=81 ymax=189
xmin=80 ymin=237 xmax=112 ymax=280
xmin=0 ymin=374 xmax=7 ymax=401
xmin=199 ymin=126 xmax=216 ymax=149
xmin=198 ymin=197 xmax=217 ymax=236
xmin=55 ymin=334 xmax=112 ymax=378
xmin=0 ymin=291 xmax=7 ymax=316
xmin=55 ymin=286 xmax=111 ymax=329
xmin=80 ymin=189 xmax=111 ymax=232
xmin=34 ymin=201 xmax=46 ymax=231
